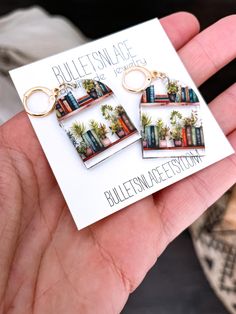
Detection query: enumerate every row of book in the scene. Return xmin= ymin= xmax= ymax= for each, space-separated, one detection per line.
xmin=56 ymin=81 xmax=112 ymax=118
xmin=141 ymin=85 xmax=199 ymax=103
xmin=143 ymin=125 xmax=204 ymax=148
xmin=81 ymin=130 xmax=107 ymax=153
xmin=180 ymin=86 xmax=199 ymax=103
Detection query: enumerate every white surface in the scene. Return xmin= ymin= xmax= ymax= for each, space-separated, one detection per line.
xmin=10 ymin=18 xmax=234 ymax=229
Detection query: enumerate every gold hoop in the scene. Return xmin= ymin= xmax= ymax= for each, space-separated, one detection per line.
xmin=22 ymin=83 xmax=77 ymax=117
xmin=122 ymin=66 xmax=168 ymax=93
xmin=23 ymin=86 xmax=57 ymax=117
xmin=122 ymin=66 xmax=153 ymax=93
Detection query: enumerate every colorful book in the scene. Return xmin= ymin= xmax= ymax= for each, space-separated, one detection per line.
xmin=195 ymin=127 xmax=202 ymax=146
xmin=146 ymin=85 xmax=155 ymax=103
xmin=98 ymin=81 xmax=110 ymax=94
xmin=200 ymin=126 xmax=204 ymax=145
xmin=55 ymin=102 xmax=65 ymax=117
xmin=87 ymin=130 xmax=102 ymax=151
xmin=181 ymin=87 xmax=186 ymax=102
xmin=90 ymin=129 xmax=104 ymax=148
xmin=192 ymin=90 xmax=199 ymax=103
xmin=65 ymin=91 xmax=80 ymax=110
xmin=186 ymin=126 xmax=192 ymax=146
xmin=155 ymin=94 xmax=169 ymax=103
xmin=182 ymin=128 xmax=188 ymax=147
xmin=82 ymin=133 xmax=95 ymax=152
xmin=154 ymin=126 xmax=159 ymax=147
xmin=188 ymin=88 xmax=194 ymax=103
xmin=142 ymin=91 xmax=147 ymax=103
xmin=146 ymin=126 xmax=152 ymax=148
xmin=120 ymin=112 xmax=135 ymax=131
xmin=62 ymin=98 xmax=73 ymax=112
xmin=58 ymin=98 xmax=69 ymax=114
xmin=150 ymin=125 xmax=156 ymax=148
xmin=185 ymin=86 xmax=190 ymax=102
xmin=83 ymin=132 xmax=99 ymax=152
xmin=191 ymin=126 xmax=197 ymax=146
xmin=94 ymin=82 xmax=104 ymax=97
xmin=118 ymin=117 xmax=130 ymax=135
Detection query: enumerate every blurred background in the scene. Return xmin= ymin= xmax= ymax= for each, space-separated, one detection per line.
xmin=0 ymin=1 xmax=235 ymax=313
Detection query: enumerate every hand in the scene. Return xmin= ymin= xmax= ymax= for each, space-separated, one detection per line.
xmin=0 ymin=12 xmax=235 ymax=314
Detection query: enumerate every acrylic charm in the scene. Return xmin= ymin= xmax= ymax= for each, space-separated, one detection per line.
xmin=123 ymin=66 xmax=206 ymax=158
xmin=56 ymin=80 xmax=140 ymax=168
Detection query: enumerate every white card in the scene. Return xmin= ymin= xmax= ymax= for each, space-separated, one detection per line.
xmin=10 ymin=18 xmax=234 ymax=230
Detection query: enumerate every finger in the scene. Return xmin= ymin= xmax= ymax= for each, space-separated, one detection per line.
xmin=159 ymin=130 xmax=236 ymax=243
xmin=178 ymin=15 xmax=236 ymax=86
xmin=208 ymin=83 xmax=236 ymax=135
xmin=160 ymin=12 xmax=200 ymax=49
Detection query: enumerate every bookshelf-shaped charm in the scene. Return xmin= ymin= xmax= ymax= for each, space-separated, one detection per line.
xmin=141 ymin=77 xmax=205 ymax=158
xmin=56 ymin=79 xmax=140 ymax=168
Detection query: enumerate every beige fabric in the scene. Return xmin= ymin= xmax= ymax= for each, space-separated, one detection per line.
xmin=190 ymin=184 xmax=236 ymax=314
xmin=0 ymin=6 xmax=88 ymax=124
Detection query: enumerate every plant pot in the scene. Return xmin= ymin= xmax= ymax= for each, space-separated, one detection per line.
xmin=142 ymin=139 xmax=147 ymax=148
xmin=168 ymin=93 xmax=176 ymax=102
xmin=101 ymin=137 xmax=111 ymax=147
xmin=174 ymin=139 xmax=182 ymax=147
xmin=88 ymin=88 xmax=98 ymax=99
xmin=85 ymin=147 xmax=93 ymax=157
xmin=116 ymin=129 xmax=125 ymax=138
xmin=159 ymin=139 xmax=167 ymax=148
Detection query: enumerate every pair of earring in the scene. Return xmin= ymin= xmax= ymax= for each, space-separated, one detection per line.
xmin=23 ymin=66 xmax=204 ymax=168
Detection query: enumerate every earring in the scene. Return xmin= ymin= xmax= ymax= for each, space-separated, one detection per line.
xmin=122 ymin=66 xmax=205 ymax=158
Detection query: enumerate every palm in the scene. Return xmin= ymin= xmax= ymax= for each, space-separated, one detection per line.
xmin=0 ymin=13 xmax=236 ymax=314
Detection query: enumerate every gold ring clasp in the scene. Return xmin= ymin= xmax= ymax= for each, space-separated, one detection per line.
xmin=22 ymin=83 xmax=77 ymax=117
xmin=122 ymin=66 xmax=153 ymax=93
xmin=23 ymin=86 xmax=57 ymax=117
xmin=122 ymin=66 xmax=168 ymax=93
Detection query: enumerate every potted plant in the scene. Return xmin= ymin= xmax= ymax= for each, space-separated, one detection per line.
xmin=82 ymin=79 xmax=98 ymax=99
xmin=76 ymin=141 xmax=93 ymax=158
xmin=70 ymin=121 xmax=86 ymax=141
xmin=101 ymin=104 xmax=125 ymax=138
xmin=89 ymin=119 xmax=111 ymax=147
xmin=66 ymin=130 xmax=78 ymax=148
xmin=109 ymin=119 xmax=125 ymax=138
xmin=182 ymin=110 xmax=198 ymax=146
xmin=115 ymin=105 xmax=134 ymax=132
xmin=167 ymin=80 xmax=179 ymax=102
xmin=156 ymin=119 xmax=169 ymax=148
xmin=170 ymin=110 xmax=183 ymax=147
xmin=141 ymin=113 xmax=152 ymax=148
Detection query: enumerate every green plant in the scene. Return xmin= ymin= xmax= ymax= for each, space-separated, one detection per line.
xmin=101 ymin=104 xmax=115 ymax=121
xmin=89 ymin=119 xmax=109 ymax=139
xmin=183 ymin=110 xmax=198 ymax=126
xmin=170 ymin=110 xmax=183 ymax=141
xmin=115 ymin=105 xmax=125 ymax=116
xmin=170 ymin=110 xmax=183 ymax=126
xmin=156 ymin=119 xmax=169 ymax=140
xmin=141 ymin=113 xmax=152 ymax=128
xmin=109 ymin=120 xmax=123 ymax=134
xmin=167 ymin=80 xmax=179 ymax=94
xmin=76 ymin=141 xmax=88 ymax=155
xmin=170 ymin=127 xmax=182 ymax=141
xmin=70 ymin=121 xmax=86 ymax=139
xmin=82 ymin=79 xmax=96 ymax=92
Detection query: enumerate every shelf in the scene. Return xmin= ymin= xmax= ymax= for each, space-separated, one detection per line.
xmin=82 ymin=130 xmax=138 ymax=162
xmin=143 ymin=146 xmax=205 ymax=150
xmin=58 ymin=92 xmax=113 ymax=121
xmin=141 ymin=102 xmax=200 ymax=107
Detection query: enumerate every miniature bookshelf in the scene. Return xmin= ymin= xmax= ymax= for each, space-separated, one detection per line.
xmin=58 ymin=92 xmax=113 ymax=121
xmin=141 ymin=102 xmax=200 ymax=107
xmin=83 ymin=130 xmax=137 ymax=161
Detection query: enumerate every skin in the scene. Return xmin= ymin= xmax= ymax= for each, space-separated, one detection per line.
xmin=0 ymin=11 xmax=236 ymax=314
